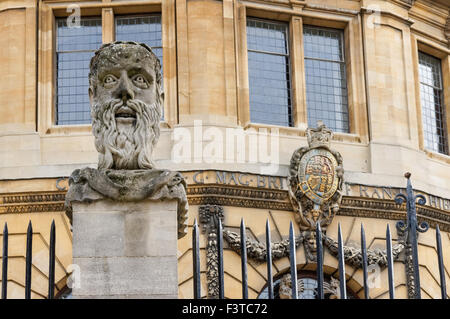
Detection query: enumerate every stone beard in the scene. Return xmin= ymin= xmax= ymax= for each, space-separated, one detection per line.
xmin=91 ymin=98 xmax=161 ymax=170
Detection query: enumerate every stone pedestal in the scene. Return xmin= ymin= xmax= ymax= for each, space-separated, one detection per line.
xmin=71 ymin=199 xmax=178 ymax=299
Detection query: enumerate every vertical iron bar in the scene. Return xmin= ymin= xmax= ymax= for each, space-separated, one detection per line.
xmin=240 ymin=219 xmax=248 ymax=299
xmin=435 ymin=225 xmax=447 ymax=299
xmin=289 ymin=221 xmax=298 ymax=299
xmin=361 ymin=223 xmax=369 ymax=299
xmin=192 ymin=219 xmax=201 ymax=299
xmin=405 ymin=175 xmax=421 ymax=299
xmin=25 ymin=221 xmax=33 ymax=299
xmin=217 ymin=218 xmax=224 ymax=299
xmin=2 ymin=223 xmax=8 ymax=299
xmin=266 ymin=220 xmax=274 ymax=299
xmin=316 ymin=223 xmax=324 ymax=299
xmin=48 ymin=220 xmax=55 ymax=299
xmin=386 ymin=224 xmax=395 ymax=299
xmin=337 ymin=223 xmax=347 ymax=299
xmin=396 ymin=173 xmax=429 ymax=299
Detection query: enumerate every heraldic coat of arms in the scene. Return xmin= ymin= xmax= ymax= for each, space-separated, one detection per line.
xmin=288 ymin=121 xmax=344 ymax=260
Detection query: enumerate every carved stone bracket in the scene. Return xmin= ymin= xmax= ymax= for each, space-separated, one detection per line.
xmin=198 ymin=204 xmax=224 ymax=299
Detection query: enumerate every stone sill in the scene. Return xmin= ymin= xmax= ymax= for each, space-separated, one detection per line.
xmin=243 ymin=122 xmax=363 ymax=144
xmin=44 ymin=121 xmax=172 ymax=136
xmin=424 ymin=149 xmax=450 ymax=165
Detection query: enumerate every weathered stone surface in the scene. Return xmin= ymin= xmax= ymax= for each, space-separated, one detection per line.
xmin=72 ymin=199 xmax=178 ymax=298
xmin=72 ymin=256 xmax=177 ymax=297
xmin=66 ymin=168 xmax=188 ymax=239
xmin=72 ymin=200 xmax=177 ymax=258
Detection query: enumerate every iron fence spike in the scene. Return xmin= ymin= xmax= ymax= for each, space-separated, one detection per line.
xmin=386 ymin=224 xmax=395 ymax=299
xmin=289 ymin=221 xmax=298 ymax=299
xmin=192 ymin=218 xmax=201 ymax=299
xmin=25 ymin=221 xmax=33 ymax=299
xmin=48 ymin=220 xmax=56 ymax=299
xmin=266 ymin=219 xmax=274 ymax=299
xmin=338 ymin=223 xmax=347 ymax=299
xmin=316 ymin=222 xmax=324 ymax=299
xmin=240 ymin=218 xmax=248 ymax=299
xmin=217 ymin=218 xmax=224 ymax=299
xmin=360 ymin=223 xmax=369 ymax=299
xmin=435 ymin=225 xmax=447 ymax=299
xmin=2 ymin=222 xmax=8 ymax=299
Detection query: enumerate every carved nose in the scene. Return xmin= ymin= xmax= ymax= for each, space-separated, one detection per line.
xmin=115 ymin=77 xmax=135 ymax=102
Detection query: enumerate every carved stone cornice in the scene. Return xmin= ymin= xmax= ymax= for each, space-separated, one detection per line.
xmin=0 ymin=192 xmax=66 ymax=214
xmin=340 ymin=197 xmax=450 ymax=232
xmin=187 ymin=184 xmax=291 ymax=211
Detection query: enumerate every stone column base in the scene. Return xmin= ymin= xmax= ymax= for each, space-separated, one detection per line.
xmin=71 ymin=199 xmax=178 ymax=299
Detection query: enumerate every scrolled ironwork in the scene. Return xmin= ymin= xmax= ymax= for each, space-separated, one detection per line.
xmin=396 ymin=220 xmax=407 ymax=233
xmin=417 ymin=221 xmax=429 ymax=233
xmin=394 ymin=193 xmax=407 ymax=205
xmin=415 ymin=194 xmax=426 ymax=206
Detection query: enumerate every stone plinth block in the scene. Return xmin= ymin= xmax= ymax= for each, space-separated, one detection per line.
xmin=71 ymin=199 xmax=178 ymax=299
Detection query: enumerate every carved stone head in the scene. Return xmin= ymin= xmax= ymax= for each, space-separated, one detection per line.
xmin=88 ymin=41 xmax=163 ymax=170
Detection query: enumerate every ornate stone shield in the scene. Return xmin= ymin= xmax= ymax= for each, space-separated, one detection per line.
xmin=298 ymin=148 xmax=339 ymax=205
xmin=288 ymin=122 xmax=344 ymax=259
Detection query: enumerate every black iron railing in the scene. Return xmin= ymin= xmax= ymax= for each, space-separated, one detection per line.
xmin=1 ymin=220 xmax=56 ymax=299
xmin=191 ymin=174 xmax=448 ymax=299
xmin=0 ymin=174 xmax=447 ymax=299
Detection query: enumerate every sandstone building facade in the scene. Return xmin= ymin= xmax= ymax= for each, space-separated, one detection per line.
xmin=0 ymin=0 xmax=449 ymax=298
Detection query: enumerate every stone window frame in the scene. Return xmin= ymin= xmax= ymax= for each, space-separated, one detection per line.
xmin=235 ymin=2 xmax=369 ymax=144
xmin=412 ymin=37 xmax=450 ymax=163
xmin=37 ymin=0 xmax=177 ymax=136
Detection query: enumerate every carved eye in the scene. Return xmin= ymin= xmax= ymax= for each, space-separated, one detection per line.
xmin=132 ymin=74 xmax=149 ymax=88
xmin=103 ymin=75 xmax=117 ymax=86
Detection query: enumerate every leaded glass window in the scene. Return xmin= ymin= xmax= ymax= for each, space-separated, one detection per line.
xmin=247 ymin=18 xmax=293 ymax=127
xmin=115 ymin=15 xmax=162 ymax=66
xmin=303 ymin=26 xmax=349 ymax=133
xmin=56 ymin=17 xmax=102 ymax=125
xmin=418 ymin=52 xmax=448 ymax=154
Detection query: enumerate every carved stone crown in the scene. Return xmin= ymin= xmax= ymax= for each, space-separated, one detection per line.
xmin=306 ymin=121 xmax=333 ymax=149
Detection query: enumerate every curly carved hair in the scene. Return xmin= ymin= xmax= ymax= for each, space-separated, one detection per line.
xmin=88 ymin=41 xmax=162 ymax=92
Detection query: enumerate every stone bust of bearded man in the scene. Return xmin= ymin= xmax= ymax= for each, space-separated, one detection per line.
xmin=65 ymin=41 xmax=188 ymax=238
xmin=89 ymin=41 xmax=162 ymax=169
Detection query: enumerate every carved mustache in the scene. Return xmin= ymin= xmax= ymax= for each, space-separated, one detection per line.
xmin=94 ymin=99 xmax=160 ymax=124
